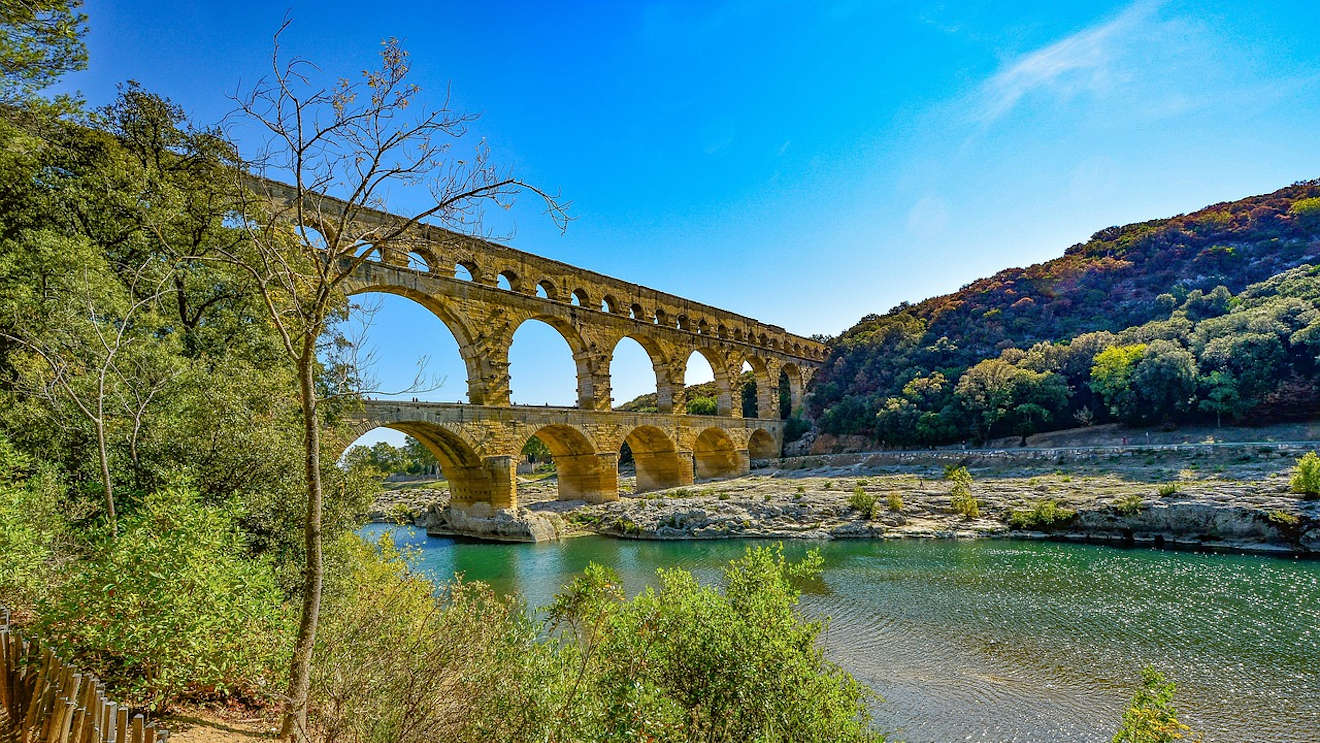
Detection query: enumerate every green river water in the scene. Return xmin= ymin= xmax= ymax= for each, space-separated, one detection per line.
xmin=358 ymin=523 xmax=1319 ymax=742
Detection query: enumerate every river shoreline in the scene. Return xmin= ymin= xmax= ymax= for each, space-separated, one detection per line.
xmin=373 ymin=442 xmax=1320 ymax=555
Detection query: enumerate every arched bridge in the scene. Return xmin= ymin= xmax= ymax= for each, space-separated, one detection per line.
xmin=257 ymin=178 xmax=826 ymax=509
xmin=350 ymin=400 xmax=786 ymax=507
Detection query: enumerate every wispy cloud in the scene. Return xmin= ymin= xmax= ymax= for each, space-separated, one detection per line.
xmin=973 ymin=0 xmax=1167 ymax=123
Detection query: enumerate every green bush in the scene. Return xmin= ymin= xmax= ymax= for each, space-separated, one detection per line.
xmin=1114 ymin=494 xmax=1145 ymax=516
xmin=886 ymin=492 xmax=904 ymax=512
xmin=946 ymin=466 xmax=979 ymax=518
xmin=0 ymin=438 xmax=79 ymax=616
xmin=550 ymin=545 xmax=884 ymax=743
xmin=1007 ymin=500 xmax=1078 ymax=530
xmin=311 ymin=534 xmax=564 ymax=743
xmin=1265 ymin=509 xmax=1300 ymax=527
xmin=848 ymin=486 xmax=877 ymax=515
xmin=35 ymin=488 xmax=290 ymax=711
xmin=1289 ymin=451 xmax=1320 ymax=496
xmin=1156 ymin=483 xmax=1179 ymax=497
xmin=1112 ymin=666 xmax=1203 ymax=743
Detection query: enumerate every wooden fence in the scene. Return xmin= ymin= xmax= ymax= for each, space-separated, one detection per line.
xmin=0 ymin=608 xmax=169 ymax=743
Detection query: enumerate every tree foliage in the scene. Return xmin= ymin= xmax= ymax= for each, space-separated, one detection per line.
xmin=812 ymin=183 xmax=1320 ymax=442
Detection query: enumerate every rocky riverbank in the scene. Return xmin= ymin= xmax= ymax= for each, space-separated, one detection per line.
xmin=370 ymin=444 xmax=1320 ymax=554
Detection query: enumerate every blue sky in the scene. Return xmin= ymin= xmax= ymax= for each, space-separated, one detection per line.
xmin=64 ymin=0 xmax=1320 ymax=446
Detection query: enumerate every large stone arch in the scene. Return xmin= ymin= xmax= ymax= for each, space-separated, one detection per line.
xmin=733 ymin=354 xmax=776 ymax=420
xmin=343 ymin=420 xmax=513 ymax=508
xmin=509 ymin=314 xmax=597 ymax=409
xmin=621 ymin=424 xmax=691 ymax=493
xmin=692 ymin=426 xmax=746 ymax=480
xmin=684 ymin=346 xmax=734 ymax=416
xmin=748 ymin=428 xmax=779 ymax=459
xmin=522 ymin=423 xmax=617 ymax=503
xmin=605 ymin=333 xmax=672 ymax=411
xmin=341 ymin=284 xmax=500 ymax=404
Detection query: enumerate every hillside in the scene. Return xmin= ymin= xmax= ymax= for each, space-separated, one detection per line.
xmin=811 ymin=182 xmax=1320 ymax=441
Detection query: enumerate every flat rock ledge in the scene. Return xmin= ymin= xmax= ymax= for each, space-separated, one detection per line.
xmin=424 ymin=502 xmax=567 ymax=543
xmin=559 ymin=468 xmax=1320 ymax=556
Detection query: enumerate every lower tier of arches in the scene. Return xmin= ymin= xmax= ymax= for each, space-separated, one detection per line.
xmin=343 ymin=401 xmax=782 ymax=512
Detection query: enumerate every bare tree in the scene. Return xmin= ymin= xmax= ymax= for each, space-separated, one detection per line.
xmin=226 ymin=23 xmax=567 ymax=739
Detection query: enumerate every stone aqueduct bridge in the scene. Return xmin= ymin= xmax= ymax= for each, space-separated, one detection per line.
xmin=276 ymin=181 xmax=827 ymax=509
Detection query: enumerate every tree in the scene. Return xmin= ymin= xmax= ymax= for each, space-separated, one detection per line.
xmin=1197 ymin=370 xmax=1245 ymax=426
xmin=1130 ymin=340 xmax=1198 ymax=424
xmin=0 ymin=0 xmax=86 ymax=105
xmin=954 ymin=358 xmax=1068 ymax=440
xmin=1090 ymin=344 xmax=1146 ymax=422
xmin=226 ymin=28 xmax=566 ymax=738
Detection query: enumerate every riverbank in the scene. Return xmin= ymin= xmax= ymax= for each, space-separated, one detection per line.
xmin=373 ymin=442 xmax=1320 ymax=554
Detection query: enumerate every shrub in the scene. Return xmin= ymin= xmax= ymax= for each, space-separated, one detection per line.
xmin=823 ymin=481 xmax=833 ymax=490
xmin=1115 ymin=494 xmax=1145 ymax=516
xmin=0 ymin=439 xmax=79 ymax=616
xmin=1112 ymin=666 xmax=1204 ymax=743
xmin=1156 ymin=483 xmax=1179 ymax=497
xmin=1007 ymin=500 xmax=1078 ymax=530
xmin=1289 ymin=451 xmax=1320 ymax=496
xmin=848 ymin=486 xmax=877 ymax=516
xmin=549 ymin=545 xmax=884 ymax=743
xmin=886 ymin=492 xmax=904 ymax=512
xmin=36 ymin=488 xmax=290 ymax=711
xmin=311 ymin=534 xmax=564 ymax=743
xmin=946 ymin=466 xmax=978 ymax=518
xmin=1265 ymin=509 xmax=1300 ymax=527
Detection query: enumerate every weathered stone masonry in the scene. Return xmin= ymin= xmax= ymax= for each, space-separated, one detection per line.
xmin=259 ymin=178 xmax=825 ymax=509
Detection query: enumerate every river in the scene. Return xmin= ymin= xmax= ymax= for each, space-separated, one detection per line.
xmin=358 ymin=524 xmax=1320 ymax=742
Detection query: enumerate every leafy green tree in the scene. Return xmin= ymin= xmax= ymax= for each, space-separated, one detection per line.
xmin=0 ymin=0 xmax=86 ymax=105
xmin=1290 ymin=196 xmax=1320 ymax=232
xmin=1090 ymin=344 xmax=1146 ymax=422
xmin=35 ymin=487 xmax=289 ymax=711
xmin=549 ymin=545 xmax=882 ymax=743
xmin=954 ymin=358 xmax=1068 ymax=440
xmin=1196 ymin=370 xmax=1245 ymax=426
xmin=1130 ymin=340 xmax=1198 ymax=424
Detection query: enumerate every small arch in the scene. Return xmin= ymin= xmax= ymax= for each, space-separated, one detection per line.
xmin=454 ymin=260 xmax=480 ymax=282
xmin=571 ymin=288 xmax=590 ymax=307
xmin=758 ymin=333 xmax=768 ymax=346
xmin=748 ymin=428 xmax=779 ymax=460
xmin=733 ymin=329 xmax=744 ymax=341
xmin=697 ymin=319 xmax=709 ymax=335
xmin=629 ymin=303 xmax=645 ymax=320
xmin=536 ymin=279 xmax=556 ymax=300
xmin=717 ymin=324 xmax=728 ymax=338
xmin=497 ymin=270 xmax=523 ymax=292
xmin=622 ymin=425 xmax=686 ymax=493
xmin=406 ymin=251 xmax=431 ymax=272
xmin=523 ymin=424 xmax=613 ymax=502
xmin=677 ymin=315 xmax=691 ymax=331
xmin=694 ymin=427 xmax=742 ymax=480
xmin=654 ymin=309 xmax=668 ymax=326
xmin=778 ymin=364 xmax=803 ymax=419
xmin=601 ymin=294 xmax=620 ymax=314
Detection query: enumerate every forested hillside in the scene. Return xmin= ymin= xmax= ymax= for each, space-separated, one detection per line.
xmin=812 ymin=184 xmax=1320 ymax=443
